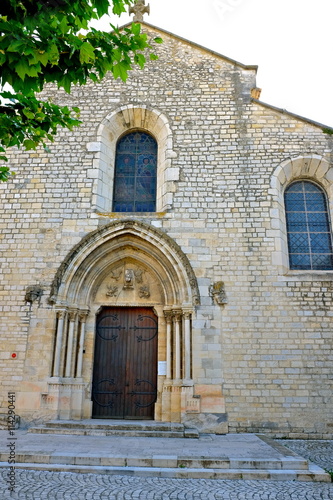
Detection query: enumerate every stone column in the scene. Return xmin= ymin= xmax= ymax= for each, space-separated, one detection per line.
xmin=65 ymin=309 xmax=77 ymax=378
xmin=76 ymin=311 xmax=89 ymax=378
xmin=164 ymin=311 xmax=173 ymax=380
xmin=53 ymin=309 xmax=66 ymax=377
xmin=183 ymin=311 xmax=192 ymax=382
xmin=173 ymin=311 xmax=182 ymax=381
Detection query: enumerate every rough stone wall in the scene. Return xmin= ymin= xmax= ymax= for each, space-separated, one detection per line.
xmin=0 ymin=25 xmax=332 ymax=436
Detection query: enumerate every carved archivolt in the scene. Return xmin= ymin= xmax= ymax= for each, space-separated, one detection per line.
xmin=49 ymin=219 xmax=200 ymax=308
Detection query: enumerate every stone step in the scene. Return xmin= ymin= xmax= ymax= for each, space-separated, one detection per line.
xmin=1 ymin=431 xmax=330 ymax=482
xmin=0 ymin=451 xmax=309 ymax=470
xmin=39 ymin=419 xmax=185 ymax=431
xmin=29 ymin=427 xmax=186 ymax=438
xmin=0 ymin=461 xmax=329 ymax=482
xmin=28 ymin=419 xmax=199 ymax=438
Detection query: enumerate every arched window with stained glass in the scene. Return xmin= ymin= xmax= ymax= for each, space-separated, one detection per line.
xmin=113 ymin=131 xmax=157 ymax=212
xmin=284 ymin=181 xmax=333 ymax=270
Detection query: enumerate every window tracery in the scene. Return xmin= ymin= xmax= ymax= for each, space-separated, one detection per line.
xmin=285 ymin=181 xmax=333 ymax=270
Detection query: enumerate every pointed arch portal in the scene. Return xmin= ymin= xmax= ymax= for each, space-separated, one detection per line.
xmin=48 ymin=220 xmax=199 ymax=422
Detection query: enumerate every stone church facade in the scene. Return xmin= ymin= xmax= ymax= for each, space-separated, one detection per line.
xmin=1 ymin=19 xmax=333 ymax=438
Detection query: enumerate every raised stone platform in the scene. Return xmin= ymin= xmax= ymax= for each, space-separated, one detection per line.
xmin=0 ymin=429 xmax=330 ymax=481
xmin=28 ymin=419 xmax=199 ymax=438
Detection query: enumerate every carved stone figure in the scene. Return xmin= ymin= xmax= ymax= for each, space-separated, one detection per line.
xmin=110 ymin=268 xmax=122 ymax=281
xmin=25 ymin=285 xmax=43 ymax=304
xmin=139 ymin=284 xmax=150 ymax=298
xmin=209 ymin=281 xmax=227 ymax=305
xmin=134 ymin=268 xmax=144 ymax=283
xmin=106 ymin=285 xmax=118 ymax=297
xmin=123 ymin=269 xmax=135 ymax=289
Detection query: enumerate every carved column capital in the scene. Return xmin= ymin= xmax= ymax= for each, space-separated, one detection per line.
xmin=182 ymin=308 xmax=193 ymax=319
xmin=55 ymin=308 xmax=67 ymax=320
xmin=172 ymin=309 xmax=182 ymax=321
xmin=164 ymin=310 xmax=173 ymax=323
xmin=78 ymin=309 xmax=89 ymax=322
xmin=68 ymin=309 xmax=78 ymax=322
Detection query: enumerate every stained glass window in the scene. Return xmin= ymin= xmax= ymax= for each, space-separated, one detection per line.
xmin=113 ymin=131 xmax=157 ymax=212
xmin=284 ymin=181 xmax=333 ymax=270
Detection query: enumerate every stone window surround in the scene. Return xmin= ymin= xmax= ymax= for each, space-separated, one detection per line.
xmin=86 ymin=104 xmax=178 ymax=214
xmin=269 ymin=154 xmax=333 ymax=279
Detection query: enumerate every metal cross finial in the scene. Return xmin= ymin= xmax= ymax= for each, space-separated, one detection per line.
xmin=129 ymin=0 xmax=150 ymax=22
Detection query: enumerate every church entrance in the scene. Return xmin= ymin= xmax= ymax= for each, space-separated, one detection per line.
xmin=92 ymin=307 xmax=158 ymax=419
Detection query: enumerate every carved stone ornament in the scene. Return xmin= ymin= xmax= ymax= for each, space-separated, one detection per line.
xmin=25 ymin=285 xmax=43 ymax=304
xmin=139 ymin=284 xmax=150 ymax=299
xmin=209 ymin=281 xmax=227 ymax=305
xmin=129 ymin=0 xmax=150 ymax=22
xmin=106 ymin=285 xmax=118 ymax=297
xmin=124 ymin=269 xmax=135 ymax=289
xmin=49 ymin=219 xmax=200 ymax=307
xmin=109 ymin=268 xmax=122 ymax=281
xmin=134 ymin=268 xmax=143 ymax=283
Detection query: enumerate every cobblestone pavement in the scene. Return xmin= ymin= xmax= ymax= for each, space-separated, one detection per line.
xmin=278 ymin=440 xmax=333 ymax=472
xmin=0 ymin=468 xmax=332 ymax=500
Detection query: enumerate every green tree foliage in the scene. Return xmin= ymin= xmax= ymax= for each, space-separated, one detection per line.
xmin=0 ymin=0 xmax=162 ymax=180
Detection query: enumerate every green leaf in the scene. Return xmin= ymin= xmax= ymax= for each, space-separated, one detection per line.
xmin=25 ymin=64 xmax=41 ymax=78
xmin=0 ymin=166 xmax=12 ymax=182
xmin=59 ymin=74 xmax=72 ymax=93
xmin=115 ymin=61 xmax=129 ymax=82
xmin=94 ymin=0 xmax=111 ymax=17
xmin=59 ymin=16 xmax=69 ymax=34
xmin=134 ymin=53 xmax=146 ymax=69
xmin=79 ymin=42 xmax=95 ymax=64
xmin=154 ymin=37 xmax=163 ymax=44
xmin=23 ymin=139 xmax=37 ymax=150
xmin=132 ymin=23 xmax=141 ymax=36
xmin=7 ymin=39 xmax=26 ymax=53
xmin=22 ymin=109 xmax=35 ymax=119
xmin=150 ymin=54 xmax=159 ymax=61
xmin=36 ymin=51 xmax=49 ymax=67
xmin=111 ymin=0 xmax=128 ymax=16
xmin=15 ymin=60 xmax=30 ymax=80
xmin=47 ymin=44 xmax=60 ymax=65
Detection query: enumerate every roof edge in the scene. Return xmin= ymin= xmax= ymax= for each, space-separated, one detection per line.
xmin=122 ymin=21 xmax=258 ymax=72
xmin=251 ymin=98 xmax=333 ymax=131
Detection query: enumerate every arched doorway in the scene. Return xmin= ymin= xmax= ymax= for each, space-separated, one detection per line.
xmin=48 ymin=219 xmax=200 ymax=422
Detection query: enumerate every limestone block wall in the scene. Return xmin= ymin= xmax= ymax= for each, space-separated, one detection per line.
xmin=0 ymin=25 xmax=332 ymax=436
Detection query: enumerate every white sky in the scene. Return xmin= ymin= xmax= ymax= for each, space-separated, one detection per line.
xmin=97 ymin=0 xmax=333 ymax=127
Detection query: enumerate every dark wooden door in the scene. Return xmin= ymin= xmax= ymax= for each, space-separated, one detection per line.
xmin=92 ymin=307 xmax=158 ymax=419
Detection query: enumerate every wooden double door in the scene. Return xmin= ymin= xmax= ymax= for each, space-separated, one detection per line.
xmin=92 ymin=307 xmax=158 ymax=419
